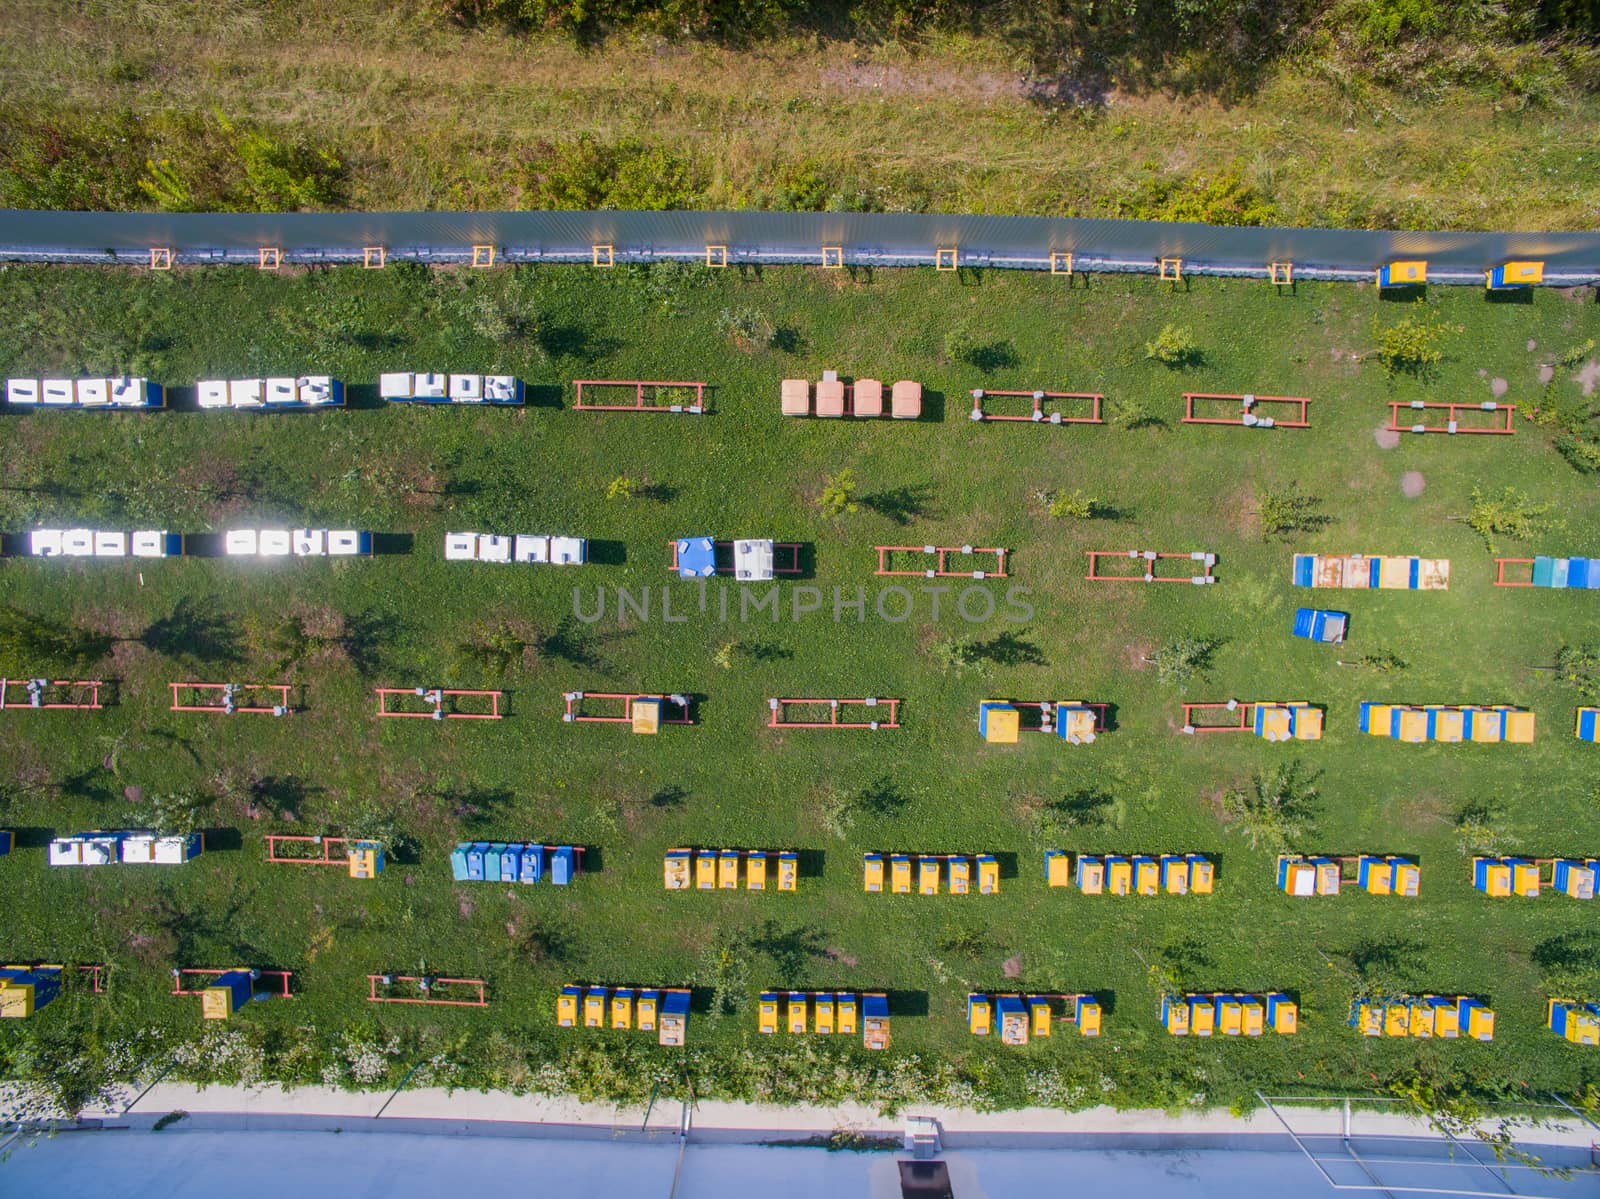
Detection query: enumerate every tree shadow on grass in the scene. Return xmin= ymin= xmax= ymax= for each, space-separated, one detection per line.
xmin=140 ymin=597 xmax=242 ymax=665
xmin=862 ymin=483 xmax=937 ymax=526
xmin=965 ymin=630 xmax=1047 ymax=668
xmin=857 ymin=774 xmax=911 ymax=818
xmin=752 ymin=919 xmax=828 ymax=979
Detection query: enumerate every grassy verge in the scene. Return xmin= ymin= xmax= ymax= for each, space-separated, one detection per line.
xmin=0 ymin=1 xmax=1597 ymax=228
xmin=0 ymin=262 xmax=1598 ymax=1117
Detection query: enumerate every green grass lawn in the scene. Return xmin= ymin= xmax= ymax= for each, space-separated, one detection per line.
xmin=1 ymin=263 xmax=1599 ymax=1114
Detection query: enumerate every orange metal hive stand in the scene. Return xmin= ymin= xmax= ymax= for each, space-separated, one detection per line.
xmin=572 ymin=380 xmax=706 ymax=413
xmin=374 ymin=687 xmax=503 ymax=720
xmin=0 ymin=679 xmax=103 ymax=710
xmin=367 ymin=975 xmax=488 ymax=1006
xmin=968 ymin=389 xmax=1103 ymax=425
xmin=1386 ymin=400 xmax=1514 ymax=435
xmin=1182 ymin=392 xmax=1310 ymax=429
xmin=170 ymin=681 xmax=293 ymax=716
xmin=874 ymin=545 xmax=1008 ymax=578
xmin=1086 ymin=550 xmax=1216 ymax=584
xmin=768 ymin=697 xmax=901 ymax=730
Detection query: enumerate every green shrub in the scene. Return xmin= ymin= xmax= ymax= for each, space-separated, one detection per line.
xmin=1111 ymin=169 xmax=1277 ymax=226
xmin=605 ymin=475 xmax=637 ymax=501
xmin=1147 ymin=635 xmax=1219 ymax=688
xmin=1461 ymin=485 xmax=1560 ymax=553
xmin=1042 ymin=488 xmax=1101 ymax=520
xmin=1560 ymin=337 xmax=1597 ymax=369
xmin=1373 ymin=313 xmax=1456 ymax=377
xmin=1144 ymin=324 xmax=1201 ymax=368
xmin=1258 ymin=486 xmax=1328 ymax=538
xmin=817 ymin=469 xmax=859 ymax=518
xmin=1555 ymin=644 xmax=1600 ymax=700
xmin=1355 ymin=0 xmax=1449 ymax=48
xmin=716 ymin=306 xmax=774 ymax=348
xmin=1555 ymin=434 xmax=1600 ymax=474
xmin=525 ymin=135 xmax=700 ymax=210
xmin=1221 ymin=761 xmax=1318 ymax=852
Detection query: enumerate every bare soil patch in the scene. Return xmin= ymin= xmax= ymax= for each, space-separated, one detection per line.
xmin=1490 ymin=377 xmax=1508 ymax=397
xmin=1002 ymin=955 xmax=1022 ymax=978
xmin=1374 ymin=426 xmax=1400 ymax=449
xmin=1401 ymin=471 xmax=1425 ymax=498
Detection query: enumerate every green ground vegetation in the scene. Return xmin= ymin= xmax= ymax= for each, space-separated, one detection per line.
xmin=0 ymin=1 xmax=1597 ymax=227
xmin=0 ymin=262 xmax=1598 ymax=1118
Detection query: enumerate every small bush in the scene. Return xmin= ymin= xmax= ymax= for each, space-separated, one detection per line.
xmin=1345 ymin=649 xmax=1409 ymax=673
xmin=1454 ymin=802 xmax=1517 ymax=857
xmin=1042 ymin=488 xmax=1101 ymax=520
xmin=716 ymin=306 xmax=773 ymax=348
xmin=1146 ymin=635 xmax=1219 ymax=689
xmin=817 ymin=469 xmax=859 ymax=518
xmin=1258 ymin=486 xmax=1329 ymax=538
xmin=1555 ymin=433 xmax=1600 ymax=474
xmin=1221 ymin=761 xmax=1318 ymax=852
xmin=1559 ymin=337 xmax=1596 ymax=369
xmin=1111 ymin=397 xmax=1166 ymax=429
xmin=1461 ymin=485 xmax=1560 ymax=552
xmin=1144 ymin=324 xmax=1202 ymax=368
xmin=1373 ymin=313 xmax=1457 ymax=377
xmin=605 ymin=475 xmax=636 ymax=501
xmin=524 ymin=135 xmax=700 ymax=211
xmin=1555 ymin=644 xmax=1600 ymax=700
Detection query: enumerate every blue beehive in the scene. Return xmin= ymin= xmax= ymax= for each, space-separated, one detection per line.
xmin=676 ymin=537 xmax=717 ymax=578
xmin=551 ymin=846 xmax=575 ymax=885
xmin=521 ymin=845 xmax=544 ymax=884
xmin=1292 ymin=607 xmax=1347 ymax=644
xmin=0 ymin=830 xmax=11 ymax=857
xmin=500 ymin=843 xmax=522 ymax=882
xmin=450 ymin=843 xmax=469 ymax=880
xmin=466 ymin=842 xmax=487 ymax=881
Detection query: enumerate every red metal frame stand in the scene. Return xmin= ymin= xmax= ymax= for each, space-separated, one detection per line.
xmin=768 ymin=697 xmax=901 ymax=729
xmin=969 ymin=389 xmax=1103 ymax=424
xmin=367 ymin=974 xmax=488 ymax=1007
xmin=170 ymin=681 xmax=293 ymax=716
xmin=1085 ymin=550 xmax=1217 ymax=583
xmin=0 ymin=679 xmax=103 ymax=710
xmin=1182 ymin=392 xmax=1310 ymax=429
xmin=874 ymin=545 xmax=1008 ymax=578
xmin=573 ymin=380 xmax=706 ymax=413
xmin=375 ymin=687 xmax=503 ymax=719
xmin=1387 ymin=401 xmax=1514 ymax=435
xmin=562 ymin=691 xmax=694 ymax=725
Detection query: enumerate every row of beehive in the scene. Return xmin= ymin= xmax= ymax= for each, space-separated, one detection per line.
xmin=1045 ymin=851 xmax=1214 ymax=894
xmin=664 ymin=849 xmax=797 ymax=891
xmin=1349 ymin=997 xmax=1495 ymax=1039
xmin=862 ymin=853 xmax=999 ymax=894
xmin=554 ymin=985 xmax=690 ymax=1047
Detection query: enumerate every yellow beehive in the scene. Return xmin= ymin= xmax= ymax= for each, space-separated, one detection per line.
xmin=949 ymin=856 xmax=971 ymax=894
xmin=968 ymin=996 xmax=992 ymax=1035
xmin=583 ymin=989 xmax=605 ymax=1028
xmin=777 ymin=852 xmax=797 ymax=892
xmin=758 ymin=994 xmax=778 ymax=1034
xmin=1188 ymin=856 xmax=1215 ymax=894
xmin=891 ymin=856 xmax=912 ymax=894
xmin=748 ymin=852 xmax=767 ymax=891
xmin=918 ymin=856 xmax=940 ymax=896
xmin=1106 ymin=858 xmax=1132 ymax=896
xmin=1030 ymin=997 xmax=1052 ymax=1038
xmin=664 ymin=850 xmax=691 ymax=890
xmin=787 ymin=994 xmax=807 ymax=1034
xmin=610 ymin=991 xmax=633 ymax=1030
xmin=718 ymin=850 xmax=739 ymax=890
xmin=1046 ymin=850 xmax=1072 ymax=888
xmin=695 ymin=852 xmax=716 ymax=890
xmin=557 ymin=988 xmax=579 ymax=1027
xmin=814 ymin=994 xmax=835 ymax=1035
xmin=837 ymin=994 xmax=858 ymax=1035
xmin=977 ymin=856 xmax=999 ymax=894
xmin=863 ymin=854 xmax=884 ymax=892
